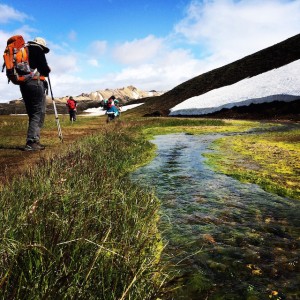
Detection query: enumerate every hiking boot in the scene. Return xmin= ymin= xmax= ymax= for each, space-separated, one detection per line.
xmin=24 ymin=141 xmax=45 ymax=151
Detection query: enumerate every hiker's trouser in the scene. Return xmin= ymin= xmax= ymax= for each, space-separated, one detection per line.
xmin=69 ymin=110 xmax=76 ymax=121
xmin=20 ymin=80 xmax=46 ymax=143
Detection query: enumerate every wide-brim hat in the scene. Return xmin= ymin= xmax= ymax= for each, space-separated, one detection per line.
xmin=29 ymin=37 xmax=50 ymax=53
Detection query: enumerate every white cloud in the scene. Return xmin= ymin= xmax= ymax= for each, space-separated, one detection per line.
xmin=0 ymin=4 xmax=30 ymax=23
xmin=108 ymin=48 xmax=204 ymax=91
xmin=48 ymin=53 xmax=79 ymax=74
xmin=112 ymin=35 xmax=164 ymax=65
xmin=0 ymin=79 xmax=22 ymax=102
xmin=43 ymin=48 xmax=198 ymax=97
xmin=46 ymin=74 xmax=90 ymax=97
xmin=88 ymin=59 xmax=99 ymax=67
xmin=175 ymin=0 xmax=300 ymax=62
xmin=89 ymin=40 xmax=107 ymax=55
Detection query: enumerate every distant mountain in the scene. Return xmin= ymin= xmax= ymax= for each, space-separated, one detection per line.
xmin=126 ymin=33 xmax=300 ymax=120
xmin=0 ymin=86 xmax=164 ymax=115
xmin=51 ymin=85 xmax=164 ymax=104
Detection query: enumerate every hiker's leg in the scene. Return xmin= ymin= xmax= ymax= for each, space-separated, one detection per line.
xmin=38 ymin=92 xmax=46 ymax=138
xmin=20 ymin=80 xmax=45 ymax=143
xmin=70 ymin=110 xmax=76 ymax=121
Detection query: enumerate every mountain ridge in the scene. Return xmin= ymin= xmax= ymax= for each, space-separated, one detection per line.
xmin=47 ymin=85 xmax=164 ymax=104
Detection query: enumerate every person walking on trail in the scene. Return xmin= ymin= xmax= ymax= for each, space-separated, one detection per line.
xmin=106 ymin=95 xmax=120 ymax=122
xmin=106 ymin=96 xmax=119 ymax=116
xmin=106 ymin=95 xmax=115 ymax=109
xmin=21 ymin=37 xmax=51 ymax=151
xmin=66 ymin=96 xmax=77 ymax=122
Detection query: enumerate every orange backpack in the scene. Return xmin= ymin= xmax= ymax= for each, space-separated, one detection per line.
xmin=2 ymin=35 xmax=33 ymax=84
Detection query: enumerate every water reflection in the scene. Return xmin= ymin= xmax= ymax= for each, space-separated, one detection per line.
xmin=131 ymin=133 xmax=300 ymax=300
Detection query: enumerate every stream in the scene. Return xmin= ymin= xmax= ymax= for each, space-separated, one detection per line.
xmin=131 ymin=133 xmax=300 ymax=300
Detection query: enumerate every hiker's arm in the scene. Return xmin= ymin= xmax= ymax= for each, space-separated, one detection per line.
xmin=37 ymin=52 xmax=51 ymax=76
xmin=29 ymin=45 xmax=51 ymax=76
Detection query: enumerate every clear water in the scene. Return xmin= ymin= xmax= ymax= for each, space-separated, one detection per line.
xmin=131 ymin=133 xmax=300 ymax=300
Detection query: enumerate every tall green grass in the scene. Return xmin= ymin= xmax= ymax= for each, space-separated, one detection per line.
xmin=0 ymin=127 xmax=165 ymax=299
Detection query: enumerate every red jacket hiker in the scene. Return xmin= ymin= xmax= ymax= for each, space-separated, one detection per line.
xmin=66 ymin=96 xmax=77 ymax=121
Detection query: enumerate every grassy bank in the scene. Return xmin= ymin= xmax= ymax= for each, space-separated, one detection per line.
xmin=0 ymin=125 xmax=165 ymax=299
xmin=205 ymin=125 xmax=300 ymax=200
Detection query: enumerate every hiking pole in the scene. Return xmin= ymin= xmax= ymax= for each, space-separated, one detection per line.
xmin=48 ymin=75 xmax=64 ymax=143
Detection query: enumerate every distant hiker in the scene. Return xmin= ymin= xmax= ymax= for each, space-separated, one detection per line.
xmin=107 ymin=95 xmax=116 ymax=109
xmin=10 ymin=37 xmax=51 ymax=151
xmin=66 ymin=96 xmax=77 ymax=121
xmin=106 ymin=95 xmax=120 ymax=122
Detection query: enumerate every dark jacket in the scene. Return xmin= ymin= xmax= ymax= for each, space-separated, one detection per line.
xmin=27 ymin=43 xmax=51 ymax=76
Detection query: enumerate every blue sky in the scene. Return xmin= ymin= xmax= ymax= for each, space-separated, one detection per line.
xmin=1 ymin=0 xmax=300 ymax=102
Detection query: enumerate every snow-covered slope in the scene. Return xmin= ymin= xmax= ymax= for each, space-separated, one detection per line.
xmin=83 ymin=103 xmax=144 ymax=116
xmin=170 ymin=60 xmax=300 ymax=116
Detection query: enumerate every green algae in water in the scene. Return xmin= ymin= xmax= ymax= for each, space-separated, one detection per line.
xmin=131 ymin=133 xmax=300 ymax=300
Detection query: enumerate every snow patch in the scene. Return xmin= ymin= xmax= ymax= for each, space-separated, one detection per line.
xmin=170 ymin=60 xmax=300 ymax=116
xmin=82 ymin=103 xmax=144 ymax=116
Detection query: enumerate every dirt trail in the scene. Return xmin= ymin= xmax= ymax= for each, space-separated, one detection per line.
xmin=0 ymin=122 xmax=103 ymax=187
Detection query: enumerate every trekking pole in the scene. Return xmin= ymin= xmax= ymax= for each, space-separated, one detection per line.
xmin=48 ymin=75 xmax=64 ymax=142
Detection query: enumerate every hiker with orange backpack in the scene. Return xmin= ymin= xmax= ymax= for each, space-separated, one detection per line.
xmin=21 ymin=37 xmax=51 ymax=150
xmin=66 ymin=96 xmax=77 ymax=122
xmin=2 ymin=36 xmax=51 ymax=151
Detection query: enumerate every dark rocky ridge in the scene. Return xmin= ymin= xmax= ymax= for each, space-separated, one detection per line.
xmin=126 ymin=33 xmax=300 ymax=121
xmin=175 ymin=99 xmax=300 ymax=122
